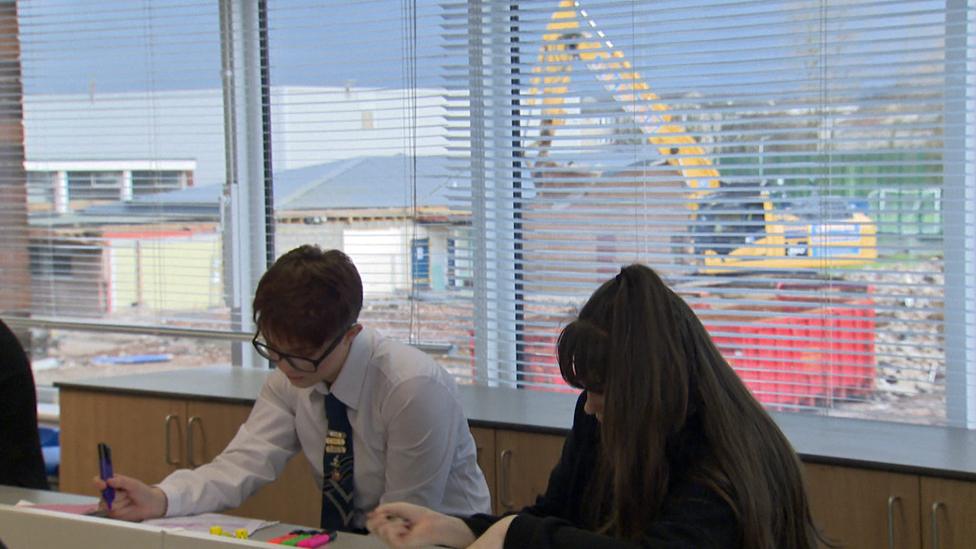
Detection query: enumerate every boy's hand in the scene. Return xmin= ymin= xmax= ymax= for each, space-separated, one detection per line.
xmin=92 ymin=474 xmax=168 ymax=521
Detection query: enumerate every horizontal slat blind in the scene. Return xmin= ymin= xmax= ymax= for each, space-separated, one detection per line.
xmin=8 ymin=0 xmax=228 ymax=330
xmin=3 ymin=0 xmax=973 ymax=428
xmin=265 ymin=1 xmax=475 ymax=378
xmin=444 ymin=0 xmax=976 ymax=426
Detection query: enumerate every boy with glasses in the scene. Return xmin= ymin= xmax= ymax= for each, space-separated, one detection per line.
xmin=94 ymin=245 xmax=491 ymax=531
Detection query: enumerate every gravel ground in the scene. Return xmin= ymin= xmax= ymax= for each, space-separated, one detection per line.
xmin=32 ymin=332 xmax=231 ymax=386
xmin=830 ymin=259 xmax=946 ymax=424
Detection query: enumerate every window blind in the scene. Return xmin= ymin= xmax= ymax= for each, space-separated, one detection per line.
xmin=4 ymin=0 xmax=234 ymax=382
xmin=263 ymin=0 xmax=475 ymax=377
xmin=443 ymin=0 xmax=976 ymax=426
xmin=2 ymin=0 xmax=973 ymax=427
xmin=4 ymin=0 xmax=476 ymax=381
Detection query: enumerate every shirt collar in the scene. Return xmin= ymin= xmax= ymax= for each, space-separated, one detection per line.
xmin=315 ymin=326 xmax=374 ymax=411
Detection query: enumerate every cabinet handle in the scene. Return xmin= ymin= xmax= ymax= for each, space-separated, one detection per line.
xmin=930 ymin=501 xmax=946 ymax=549
xmin=164 ymin=414 xmax=181 ymax=465
xmin=499 ymin=449 xmax=514 ymax=510
xmin=886 ymin=495 xmax=900 ymax=549
xmin=186 ymin=416 xmax=203 ymax=468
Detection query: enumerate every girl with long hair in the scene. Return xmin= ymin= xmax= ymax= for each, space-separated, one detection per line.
xmin=367 ymin=264 xmax=825 ymax=548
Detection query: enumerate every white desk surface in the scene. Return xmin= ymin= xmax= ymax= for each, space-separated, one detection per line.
xmin=0 ymin=485 xmax=398 ymax=548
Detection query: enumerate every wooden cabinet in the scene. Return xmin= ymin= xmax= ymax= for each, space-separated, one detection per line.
xmin=468 ymin=427 xmax=564 ymax=514
xmin=805 ymin=464 xmax=976 ymax=549
xmin=464 ymin=437 xmax=975 ymax=547
xmin=805 ymin=463 xmax=921 ymax=549
xmin=58 ymin=389 xmax=566 ymax=526
xmin=60 ymin=391 xmax=183 ymax=490
xmin=58 ymin=384 xmax=976 ymax=546
xmin=182 ymin=400 xmax=320 ymax=526
xmin=920 ymin=477 xmax=976 ymax=549
xmin=493 ymin=430 xmax=564 ymax=513
xmin=59 ymin=389 xmax=319 ymax=526
xmin=470 ymin=427 xmax=497 ymax=512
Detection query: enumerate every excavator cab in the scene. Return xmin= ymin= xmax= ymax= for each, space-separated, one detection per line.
xmin=692 ymin=189 xmax=769 ymax=257
xmin=692 ymin=184 xmax=878 ymax=273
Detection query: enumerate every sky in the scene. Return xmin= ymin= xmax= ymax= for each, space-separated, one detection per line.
xmin=17 ymin=0 xmax=946 ymax=98
xmin=17 ymin=0 xmax=444 ymax=94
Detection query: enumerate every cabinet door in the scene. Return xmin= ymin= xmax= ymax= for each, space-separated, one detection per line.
xmin=805 ymin=463 xmax=921 ymax=549
xmin=469 ymin=427 xmax=497 ymax=513
xmin=185 ymin=400 xmax=320 ymax=527
xmin=60 ymin=389 xmax=184 ymax=494
xmin=921 ymin=477 xmax=976 ymax=549
xmin=495 ymin=430 xmax=565 ymax=513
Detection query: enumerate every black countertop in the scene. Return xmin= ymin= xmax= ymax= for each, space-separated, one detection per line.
xmin=56 ymin=366 xmax=976 ymax=482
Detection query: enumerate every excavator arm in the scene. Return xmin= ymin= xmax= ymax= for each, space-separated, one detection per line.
xmin=524 ymin=0 xmax=877 ymax=273
xmin=527 ymin=0 xmax=719 ymax=189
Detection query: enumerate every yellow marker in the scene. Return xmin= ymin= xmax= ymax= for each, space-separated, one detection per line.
xmin=235 ymin=528 xmax=249 ymax=539
xmin=209 ymin=525 xmax=223 ymax=536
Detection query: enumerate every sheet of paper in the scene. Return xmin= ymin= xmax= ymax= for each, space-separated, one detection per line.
xmin=16 ymin=500 xmax=277 ymax=536
xmin=143 ymin=512 xmax=278 ymax=535
xmin=15 ymin=500 xmax=101 ymax=515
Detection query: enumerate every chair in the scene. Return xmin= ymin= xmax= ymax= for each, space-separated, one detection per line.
xmin=0 ymin=319 xmax=50 ymax=489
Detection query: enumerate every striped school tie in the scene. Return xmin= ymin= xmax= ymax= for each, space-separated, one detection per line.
xmin=321 ymin=392 xmax=355 ymax=531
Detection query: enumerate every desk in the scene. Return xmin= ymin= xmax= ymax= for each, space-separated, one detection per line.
xmin=0 ymin=485 xmax=395 ymax=548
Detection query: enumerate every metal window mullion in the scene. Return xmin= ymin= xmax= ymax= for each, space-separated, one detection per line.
xmin=944 ymin=0 xmax=976 ymax=429
xmin=467 ymin=0 xmax=519 ymax=388
xmin=219 ymin=0 xmax=268 ymax=369
xmin=468 ymin=0 xmax=490 ymax=385
xmin=489 ymin=0 xmax=518 ymax=387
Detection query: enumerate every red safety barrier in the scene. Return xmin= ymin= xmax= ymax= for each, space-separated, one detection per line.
xmin=516 ymin=284 xmax=876 ymax=408
xmin=702 ymin=298 xmax=876 ymax=408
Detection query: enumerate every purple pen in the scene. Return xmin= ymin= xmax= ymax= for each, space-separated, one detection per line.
xmin=98 ymin=442 xmax=115 ymax=509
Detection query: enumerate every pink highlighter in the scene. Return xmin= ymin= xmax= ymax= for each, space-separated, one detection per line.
xmin=296 ymin=531 xmax=336 ymax=548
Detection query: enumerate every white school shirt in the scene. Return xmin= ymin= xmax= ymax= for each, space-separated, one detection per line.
xmin=158 ymin=327 xmax=491 ymax=527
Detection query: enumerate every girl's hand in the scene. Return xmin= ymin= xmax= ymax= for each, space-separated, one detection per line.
xmin=92 ymin=474 xmax=167 ymax=521
xmin=367 ymin=501 xmax=476 ymax=548
xmin=467 ymin=515 xmax=516 ymax=549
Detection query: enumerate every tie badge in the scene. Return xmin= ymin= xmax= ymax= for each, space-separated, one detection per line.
xmin=330 ymin=455 xmax=343 ymax=481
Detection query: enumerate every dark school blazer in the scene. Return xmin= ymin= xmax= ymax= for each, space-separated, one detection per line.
xmin=462 ymin=393 xmax=738 ymax=548
xmin=0 ymin=319 xmax=50 ymax=490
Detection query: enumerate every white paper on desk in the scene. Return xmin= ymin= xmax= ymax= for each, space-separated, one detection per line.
xmin=143 ymin=512 xmax=277 ymax=535
xmin=14 ymin=499 xmax=101 ymax=515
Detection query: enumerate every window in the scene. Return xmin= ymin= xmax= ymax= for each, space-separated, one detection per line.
xmin=447 ymin=237 xmax=474 ymax=290
xmin=412 ymin=238 xmax=431 ymax=290
xmin=28 ymin=248 xmax=73 ymax=278
xmin=131 ymin=170 xmax=188 ymax=196
xmin=5 ymin=1 xmax=232 ymax=383
xmin=26 ymin=171 xmax=55 ymax=207
xmin=693 ymin=191 xmax=769 ymax=254
xmin=66 ymin=171 xmax=123 ymax=202
xmin=2 ymin=1 xmax=974 ymax=429
xmin=444 ymin=0 xmax=976 ymax=427
xmin=265 ymin=1 xmax=471 ymax=372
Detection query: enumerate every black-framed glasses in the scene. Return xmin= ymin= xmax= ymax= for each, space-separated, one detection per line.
xmin=252 ymin=324 xmax=354 ymax=373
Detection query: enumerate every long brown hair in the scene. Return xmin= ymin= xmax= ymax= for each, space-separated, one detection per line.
xmin=558 ymin=264 xmax=823 ymax=548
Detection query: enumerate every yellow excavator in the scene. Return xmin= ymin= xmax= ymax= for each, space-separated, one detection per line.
xmin=525 ymin=0 xmax=877 ymax=273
